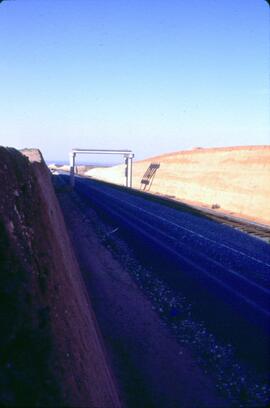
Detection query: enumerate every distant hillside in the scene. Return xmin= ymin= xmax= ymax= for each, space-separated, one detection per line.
xmin=86 ymin=145 xmax=270 ymax=225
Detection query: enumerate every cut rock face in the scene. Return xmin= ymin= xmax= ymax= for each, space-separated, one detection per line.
xmin=0 ymin=147 xmax=120 ymax=407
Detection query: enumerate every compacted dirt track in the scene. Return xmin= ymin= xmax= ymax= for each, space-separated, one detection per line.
xmin=55 ymin=177 xmax=227 ymax=408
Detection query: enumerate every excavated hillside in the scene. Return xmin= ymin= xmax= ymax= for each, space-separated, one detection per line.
xmin=0 ymin=147 xmax=120 ymax=407
xmin=86 ymin=145 xmax=270 ymax=225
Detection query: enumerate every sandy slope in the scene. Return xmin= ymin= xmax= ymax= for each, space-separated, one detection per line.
xmin=85 ymin=145 xmax=270 ymax=225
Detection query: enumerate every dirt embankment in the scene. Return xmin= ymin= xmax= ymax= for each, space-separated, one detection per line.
xmin=0 ymin=147 xmax=120 ymax=407
xmin=86 ymin=145 xmax=270 ymax=225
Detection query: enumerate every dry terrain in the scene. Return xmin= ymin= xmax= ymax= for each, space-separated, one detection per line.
xmin=84 ymin=145 xmax=270 ymax=225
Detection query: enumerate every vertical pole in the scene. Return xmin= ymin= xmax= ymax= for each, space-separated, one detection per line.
xmin=124 ymin=156 xmax=129 ymax=187
xmin=127 ymin=154 xmax=134 ymax=188
xmin=69 ymin=152 xmax=76 ymax=188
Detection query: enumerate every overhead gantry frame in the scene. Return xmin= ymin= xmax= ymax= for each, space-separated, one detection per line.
xmin=69 ymin=148 xmax=135 ymax=188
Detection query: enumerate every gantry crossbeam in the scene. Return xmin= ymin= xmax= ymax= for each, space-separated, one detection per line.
xmin=69 ymin=148 xmax=134 ymax=188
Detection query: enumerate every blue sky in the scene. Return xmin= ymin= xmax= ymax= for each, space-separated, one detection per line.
xmin=0 ymin=0 xmax=269 ymax=163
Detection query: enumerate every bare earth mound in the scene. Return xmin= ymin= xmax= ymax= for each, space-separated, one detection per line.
xmin=86 ymin=145 xmax=270 ymax=225
xmin=0 ymin=147 xmax=120 ymax=407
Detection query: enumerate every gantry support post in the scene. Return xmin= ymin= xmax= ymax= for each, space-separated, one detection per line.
xmin=69 ymin=152 xmax=76 ymax=188
xmin=127 ymin=153 xmax=134 ymax=188
xmin=124 ymin=156 xmax=128 ymax=188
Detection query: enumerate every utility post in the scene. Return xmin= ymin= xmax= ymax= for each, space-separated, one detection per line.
xmin=126 ymin=153 xmax=134 ymax=188
xmin=69 ymin=151 xmax=76 ymax=188
xmin=124 ymin=156 xmax=128 ymax=187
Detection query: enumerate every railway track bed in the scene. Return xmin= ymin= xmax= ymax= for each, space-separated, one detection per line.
xmin=55 ymin=175 xmax=270 ymax=407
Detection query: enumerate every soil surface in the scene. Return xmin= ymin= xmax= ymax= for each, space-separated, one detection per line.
xmin=55 ymin=177 xmax=228 ymax=408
